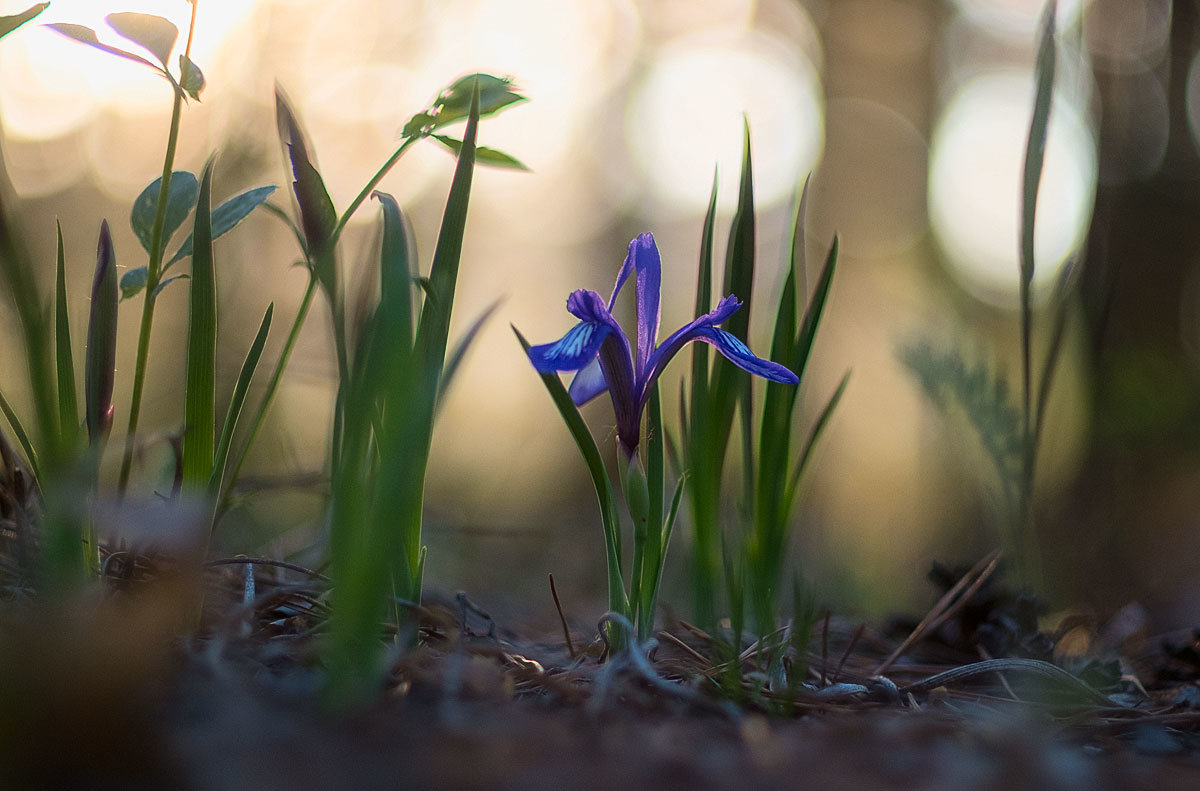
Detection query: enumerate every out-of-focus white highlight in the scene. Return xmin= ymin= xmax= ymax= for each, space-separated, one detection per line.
xmin=625 ymin=32 xmax=823 ymax=212
xmin=928 ymin=72 xmax=1096 ymax=306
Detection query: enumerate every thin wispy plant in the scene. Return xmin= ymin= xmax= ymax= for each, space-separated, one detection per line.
xmin=900 ymin=0 xmax=1071 ymax=589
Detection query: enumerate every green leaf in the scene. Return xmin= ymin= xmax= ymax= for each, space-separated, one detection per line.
xmin=0 ymin=3 xmax=47 ymax=40
xmin=690 ymin=169 xmax=719 ymax=423
xmin=1033 ymin=259 xmax=1076 ymax=454
xmin=752 ymin=180 xmax=824 ymax=628
xmin=783 ymin=371 xmax=850 ymax=520
xmin=106 ymin=12 xmax=177 ymax=69
xmin=151 ymin=273 xmax=189 ymax=298
xmin=167 ymin=185 xmax=277 ymax=266
xmin=721 ymin=123 xmax=756 ymax=345
xmin=515 ymin=326 xmax=628 ymax=619
xmin=401 ymin=73 xmax=526 ymax=138
xmin=120 ymin=266 xmax=148 ymax=300
xmin=1020 ymin=0 xmax=1057 ymax=293
xmin=0 ymin=388 xmax=40 ymax=483
xmin=413 ymin=81 xmax=481 ymax=391
xmin=179 ymin=53 xmax=205 ymax=101
xmin=46 ymin=22 xmax=160 ymax=72
xmin=372 ymin=191 xmax=416 ymax=352
xmin=181 ymin=160 xmax=217 ymax=493
xmin=85 ymin=221 xmax=118 ymax=445
xmin=791 ymin=236 xmax=839 ymax=382
xmin=54 ymin=222 xmax=79 ymax=443
xmin=210 ymin=303 xmax=272 ymax=499
xmin=431 ymin=135 xmax=530 ymax=171
xmin=131 ymin=171 xmax=198 ymax=256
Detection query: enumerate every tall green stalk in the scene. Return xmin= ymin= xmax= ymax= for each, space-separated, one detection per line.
xmin=116 ymin=25 xmax=195 ymax=495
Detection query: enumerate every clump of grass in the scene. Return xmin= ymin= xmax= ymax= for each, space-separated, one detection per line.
xmin=0 ymin=3 xmax=527 ymax=708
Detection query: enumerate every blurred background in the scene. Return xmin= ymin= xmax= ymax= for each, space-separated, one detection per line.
xmin=1 ymin=0 xmax=1198 ymax=629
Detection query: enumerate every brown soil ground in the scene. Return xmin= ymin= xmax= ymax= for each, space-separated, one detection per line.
xmin=4 ymin=556 xmax=1200 ymax=790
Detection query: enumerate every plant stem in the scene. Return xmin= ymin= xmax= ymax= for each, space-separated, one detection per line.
xmin=330 ymin=137 xmax=418 ymax=246
xmin=116 ymin=68 xmax=188 ymax=497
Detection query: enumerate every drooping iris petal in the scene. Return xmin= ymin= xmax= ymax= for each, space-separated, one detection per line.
xmin=631 ymin=233 xmax=661 ymax=379
xmin=643 ymin=294 xmax=743 ymax=384
xmin=568 ymin=357 xmax=607 ymax=405
xmin=694 ymin=326 xmax=799 ymax=384
xmin=527 ymin=320 xmax=610 ymax=373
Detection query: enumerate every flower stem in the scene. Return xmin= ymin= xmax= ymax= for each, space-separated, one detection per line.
xmin=330 ymin=136 xmax=418 ymax=246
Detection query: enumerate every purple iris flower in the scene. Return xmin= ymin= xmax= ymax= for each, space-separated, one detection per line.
xmin=527 ymin=233 xmax=799 ymax=459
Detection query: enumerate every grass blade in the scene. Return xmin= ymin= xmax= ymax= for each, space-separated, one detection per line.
xmin=0 ymin=388 xmax=40 ymax=483
xmin=783 ymin=371 xmax=850 ymax=520
xmin=515 ymin=327 xmax=628 ymax=619
xmin=372 ymin=191 xmax=415 ymax=352
xmin=1033 ymin=259 xmax=1075 ymax=456
xmin=209 ymin=303 xmax=273 ymax=500
xmin=1020 ymin=0 xmax=1057 ymax=430
xmin=54 ymin=222 xmax=79 ymax=444
xmin=181 ymin=160 xmax=217 ymax=493
xmin=691 ymin=169 xmax=719 ymax=412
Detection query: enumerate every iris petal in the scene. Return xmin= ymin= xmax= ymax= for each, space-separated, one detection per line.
xmin=568 ymin=357 xmax=608 ymax=405
xmin=632 ymin=233 xmax=661 ymax=379
xmin=527 ymin=320 xmax=609 ymax=373
xmin=642 ymin=294 xmax=743 ymax=385
xmin=695 ymin=326 xmax=799 ymax=383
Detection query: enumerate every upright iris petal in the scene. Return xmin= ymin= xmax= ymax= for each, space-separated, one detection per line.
xmin=527 ymin=233 xmax=798 ymax=458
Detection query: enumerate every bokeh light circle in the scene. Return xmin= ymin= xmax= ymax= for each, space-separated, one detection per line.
xmin=625 ymin=31 xmax=824 ymax=213
xmin=928 ymin=71 xmax=1096 ymax=307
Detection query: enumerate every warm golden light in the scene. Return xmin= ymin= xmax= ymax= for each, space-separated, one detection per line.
xmin=928 ymin=71 xmax=1096 ymax=306
xmin=625 ymin=28 xmax=824 ymax=213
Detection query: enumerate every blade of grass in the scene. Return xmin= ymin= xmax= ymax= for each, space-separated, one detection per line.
xmin=0 ymin=388 xmax=40 ymax=483
xmin=181 ymin=160 xmax=217 ymax=493
xmin=1017 ymin=0 xmax=1057 ymax=588
xmin=1021 ymin=0 xmax=1056 ymax=437
xmin=685 ymin=168 xmax=721 ymax=626
xmin=209 ymin=302 xmax=273 ymax=501
xmin=218 ymin=272 xmax=318 ymax=517
xmin=783 ymin=371 xmax=850 ymax=519
xmin=516 ymin=327 xmax=628 ymax=620
xmin=54 ymin=221 xmax=79 ymax=444
xmin=639 ymin=382 xmax=666 ymax=640
xmin=1033 ymin=260 xmax=1075 ymax=454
